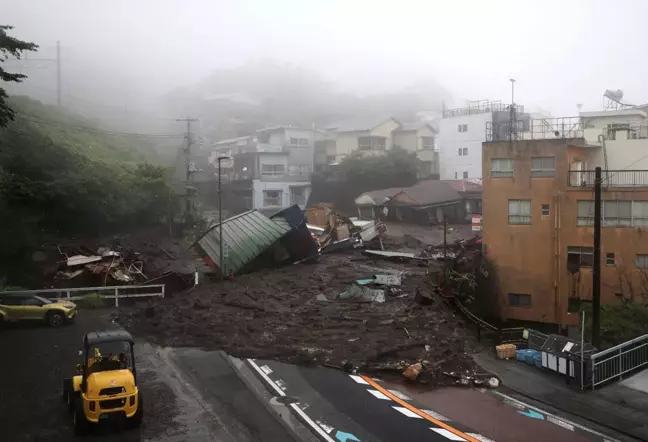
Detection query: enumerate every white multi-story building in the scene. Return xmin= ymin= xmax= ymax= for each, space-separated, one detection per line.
xmin=210 ymin=126 xmax=315 ymax=214
xmin=438 ymin=100 xmax=528 ymax=181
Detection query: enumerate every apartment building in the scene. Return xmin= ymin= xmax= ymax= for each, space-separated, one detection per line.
xmin=211 ymin=126 xmax=314 ymax=213
xmin=482 ymin=111 xmax=648 ymax=330
xmin=438 ymin=100 xmax=530 ymax=181
xmin=314 ymin=117 xmax=439 ymax=177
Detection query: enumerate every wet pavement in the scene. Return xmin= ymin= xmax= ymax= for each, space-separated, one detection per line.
xmin=0 ymin=309 xmax=299 ymax=441
xmin=250 ymin=358 xmax=629 ymax=442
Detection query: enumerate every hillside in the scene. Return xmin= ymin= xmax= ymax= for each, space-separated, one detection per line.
xmin=0 ymin=97 xmax=176 ymax=285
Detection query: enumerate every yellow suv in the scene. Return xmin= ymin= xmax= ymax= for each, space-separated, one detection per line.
xmin=0 ymin=293 xmax=77 ymax=327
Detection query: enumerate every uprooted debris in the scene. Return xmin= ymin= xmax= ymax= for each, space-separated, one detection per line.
xmin=123 ymin=246 xmax=489 ymax=388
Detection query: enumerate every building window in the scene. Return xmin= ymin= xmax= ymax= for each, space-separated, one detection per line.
xmin=288 ymin=164 xmax=309 ymax=176
xmin=462 ymin=147 xmax=468 ymax=156
xmin=508 ymin=199 xmax=531 ymax=224
xmin=261 ymin=164 xmax=285 ymax=176
xmin=577 ymin=200 xmax=594 ymax=226
xmin=633 ymin=201 xmax=648 ymax=226
xmin=567 ymin=246 xmax=594 ymax=269
xmin=421 ymin=136 xmax=434 ymax=150
xmin=454 ymin=172 xmax=458 ymax=179
xmin=289 ymin=137 xmax=309 ymax=147
xmin=458 ymin=124 xmax=468 ymax=133
xmin=541 ymin=204 xmax=550 ymax=216
xmin=490 ymin=158 xmax=513 ymax=178
xmin=263 ymin=190 xmax=282 ymax=207
xmin=463 ymin=171 xmax=468 ymax=179
xmin=603 ymin=200 xmax=632 ymax=227
xmin=579 ymin=200 xmax=645 ymax=227
xmin=358 ymin=137 xmax=386 ymax=151
xmin=508 ymin=293 xmax=531 ymax=307
xmin=636 ymin=254 xmax=648 ymax=269
xmin=606 ymin=253 xmax=616 ymax=266
xmin=458 ymin=148 xmax=463 ymax=156
xmin=530 ymin=157 xmax=556 ymax=177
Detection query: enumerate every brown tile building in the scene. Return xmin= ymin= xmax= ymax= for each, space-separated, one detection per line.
xmin=482 ymin=137 xmax=648 ymax=328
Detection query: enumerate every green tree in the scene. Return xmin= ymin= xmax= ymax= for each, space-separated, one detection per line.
xmin=0 ymin=25 xmax=38 ymax=127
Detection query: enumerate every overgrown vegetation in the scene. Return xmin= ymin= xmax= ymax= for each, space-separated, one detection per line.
xmin=0 ymin=96 xmax=179 ymax=285
xmin=582 ymin=302 xmax=648 ymax=349
xmin=311 ymin=147 xmax=420 ymax=211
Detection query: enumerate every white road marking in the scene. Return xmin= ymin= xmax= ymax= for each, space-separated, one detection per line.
xmin=388 ymin=389 xmax=412 ymax=401
xmin=547 ymin=415 xmax=574 ymax=432
xmin=392 ymin=406 xmax=423 ymax=419
xmin=422 ymin=409 xmax=449 ymax=421
xmin=248 ymin=360 xmax=337 ymax=442
xmin=247 ymin=359 xmax=285 ymax=397
xmin=349 ymin=375 xmax=369 ymax=384
xmin=467 ymin=433 xmax=497 ymax=442
xmin=288 ymin=403 xmax=337 ymax=441
xmin=260 ymin=365 xmax=273 ymax=375
xmin=493 ymin=391 xmax=621 ymax=442
xmin=275 ymin=379 xmax=287 ymax=391
xmin=316 ymin=419 xmax=335 ymax=434
xmin=430 ymin=427 xmax=467 ymax=440
xmin=367 ymin=389 xmax=391 ymax=400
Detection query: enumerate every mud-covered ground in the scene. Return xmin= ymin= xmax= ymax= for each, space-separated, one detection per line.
xmin=125 ymin=228 xmax=484 ymax=386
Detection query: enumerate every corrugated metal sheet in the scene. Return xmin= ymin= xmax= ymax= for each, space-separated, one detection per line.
xmin=197 ymin=210 xmax=290 ymax=274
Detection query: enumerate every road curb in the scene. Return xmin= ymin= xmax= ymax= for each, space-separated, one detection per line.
xmin=497 ymin=384 xmax=640 ymax=442
xmin=219 ymin=352 xmax=315 ymax=442
xmin=243 ymin=358 xmax=338 ymax=442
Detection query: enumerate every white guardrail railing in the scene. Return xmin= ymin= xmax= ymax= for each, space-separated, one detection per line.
xmin=1 ymin=284 xmax=165 ymax=307
xmin=590 ymin=334 xmax=648 ymax=389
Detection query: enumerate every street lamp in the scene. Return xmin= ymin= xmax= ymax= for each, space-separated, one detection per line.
xmin=217 ymin=156 xmax=231 ymax=279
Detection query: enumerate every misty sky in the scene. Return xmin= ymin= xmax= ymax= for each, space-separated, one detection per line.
xmin=2 ymin=0 xmax=648 ymax=115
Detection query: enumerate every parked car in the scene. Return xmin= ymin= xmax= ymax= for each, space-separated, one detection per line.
xmin=0 ymin=293 xmax=77 ymax=327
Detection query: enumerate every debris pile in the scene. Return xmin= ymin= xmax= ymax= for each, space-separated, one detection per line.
xmin=40 ymin=227 xmax=197 ymax=294
xmin=125 ymin=228 xmax=488 ymax=388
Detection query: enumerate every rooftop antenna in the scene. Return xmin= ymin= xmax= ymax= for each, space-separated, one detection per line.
xmin=603 ymin=89 xmax=634 ymax=110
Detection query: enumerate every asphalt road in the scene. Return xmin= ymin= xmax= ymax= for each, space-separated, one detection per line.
xmin=0 ymin=309 xmax=299 ymax=442
xmin=253 ymin=358 xmax=628 ymax=442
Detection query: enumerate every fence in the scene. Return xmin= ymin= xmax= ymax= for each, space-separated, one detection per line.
xmin=486 ymin=117 xmax=583 ymax=141
xmin=568 ymin=170 xmax=648 ymax=188
xmin=590 ymin=334 xmax=648 ymax=389
xmin=1 ymin=284 xmax=165 ymax=307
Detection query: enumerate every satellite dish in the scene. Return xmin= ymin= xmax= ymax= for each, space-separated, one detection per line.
xmin=604 ymin=89 xmax=624 ymax=103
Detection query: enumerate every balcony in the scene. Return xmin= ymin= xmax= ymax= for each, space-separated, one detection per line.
xmin=443 ymin=99 xmax=523 ymax=118
xmin=238 ymin=143 xmax=288 ymax=154
xmin=568 ymin=170 xmax=648 ymax=188
xmin=486 ymin=117 xmax=583 ymax=142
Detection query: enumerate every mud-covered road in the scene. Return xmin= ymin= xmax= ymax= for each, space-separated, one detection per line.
xmin=0 ymin=310 xmax=298 ymax=441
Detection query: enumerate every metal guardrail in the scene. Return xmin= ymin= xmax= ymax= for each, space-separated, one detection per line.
xmin=568 ymin=170 xmax=648 ymax=188
xmin=1 ymin=284 xmax=165 ymax=307
xmin=590 ymin=334 xmax=648 ymax=389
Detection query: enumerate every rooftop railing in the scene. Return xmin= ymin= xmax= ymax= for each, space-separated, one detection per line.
xmin=486 ymin=117 xmax=583 ymax=141
xmin=568 ymin=170 xmax=648 ymax=188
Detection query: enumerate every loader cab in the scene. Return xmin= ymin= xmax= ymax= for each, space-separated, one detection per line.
xmin=80 ymin=330 xmax=137 ymax=393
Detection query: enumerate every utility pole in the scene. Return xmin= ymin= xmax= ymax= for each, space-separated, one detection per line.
xmin=443 ymin=216 xmax=448 ymax=260
xmin=592 ymin=166 xmax=602 ymax=348
xmin=176 ymin=117 xmax=199 ymax=221
xmin=509 ymin=78 xmax=516 ymax=141
xmin=56 ymin=41 xmax=61 ymax=107
xmin=217 ymin=156 xmax=231 ymax=280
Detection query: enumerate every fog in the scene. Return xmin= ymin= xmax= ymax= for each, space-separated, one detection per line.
xmin=3 ymin=0 xmax=648 ymax=126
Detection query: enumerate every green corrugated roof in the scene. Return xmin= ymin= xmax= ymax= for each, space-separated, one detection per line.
xmin=197 ymin=210 xmax=290 ymax=274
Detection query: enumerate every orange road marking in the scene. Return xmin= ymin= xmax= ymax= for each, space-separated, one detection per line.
xmin=360 ymin=375 xmax=478 ymax=442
